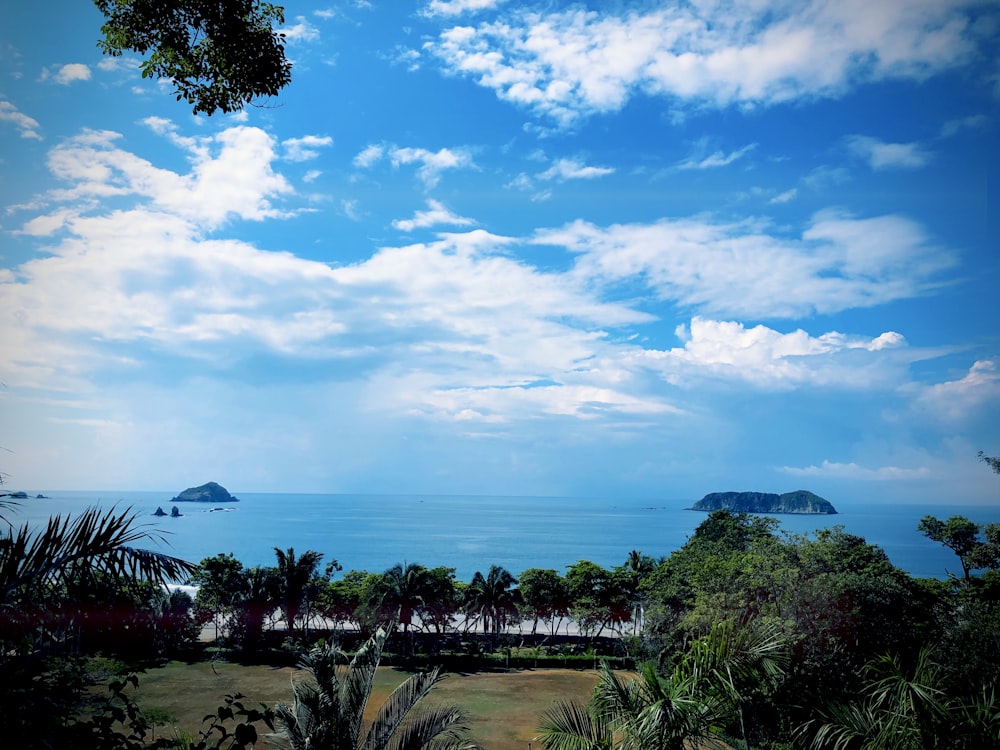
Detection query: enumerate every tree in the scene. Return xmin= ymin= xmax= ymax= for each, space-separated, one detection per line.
xmin=94 ymin=0 xmax=292 ymax=115
xmin=464 ymin=565 xmax=518 ymax=647
xmin=518 ymin=568 xmax=570 ymax=636
xmin=0 ymin=502 xmax=195 ymax=651
xmin=979 ymin=450 xmax=1000 ymax=475
xmin=538 ymin=620 xmax=790 ymax=750
xmin=274 ymin=626 xmax=475 ymax=750
xmin=274 ymin=547 xmax=324 ymax=641
xmin=918 ymin=515 xmax=1000 ymax=582
xmin=191 ymin=552 xmax=247 ymax=641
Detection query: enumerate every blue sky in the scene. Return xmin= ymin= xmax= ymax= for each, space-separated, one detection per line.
xmin=1 ymin=0 xmax=998 ymax=505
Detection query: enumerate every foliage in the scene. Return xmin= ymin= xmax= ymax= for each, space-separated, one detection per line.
xmin=918 ymin=514 xmax=1000 ymax=582
xmin=94 ymin=0 xmax=292 ymax=115
xmin=464 ymin=565 xmax=519 ymax=645
xmin=274 ymin=626 xmax=476 ymax=750
xmin=518 ymin=568 xmax=571 ymax=635
xmin=274 ymin=547 xmax=326 ymax=640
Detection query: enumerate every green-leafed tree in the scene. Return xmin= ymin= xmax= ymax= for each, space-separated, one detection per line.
xmin=275 ymin=626 xmax=476 ymax=750
xmin=415 ymin=566 xmax=460 ymax=634
xmin=918 ymin=515 xmax=1000 ymax=582
xmin=518 ymin=568 xmax=571 ymax=636
xmin=94 ymin=0 xmax=292 ymax=115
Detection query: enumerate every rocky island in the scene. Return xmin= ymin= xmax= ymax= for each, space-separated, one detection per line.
xmin=691 ymin=490 xmax=837 ymax=515
xmin=171 ymin=481 xmax=239 ymax=503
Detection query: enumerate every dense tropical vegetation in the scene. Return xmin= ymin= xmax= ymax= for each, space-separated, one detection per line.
xmin=2 ymin=470 xmax=998 ymax=748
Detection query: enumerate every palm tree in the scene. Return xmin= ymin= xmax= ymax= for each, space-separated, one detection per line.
xmin=464 ymin=565 xmax=518 ymax=647
xmin=274 ymin=546 xmax=324 ymax=641
xmin=0 ymin=502 xmax=195 ymax=650
xmin=800 ymin=647 xmax=950 ymax=750
xmin=275 ymin=625 xmax=476 ymax=750
xmin=537 ymin=662 xmax=727 ymax=750
xmin=538 ymin=618 xmax=789 ymax=750
xmin=380 ymin=562 xmax=432 ymax=636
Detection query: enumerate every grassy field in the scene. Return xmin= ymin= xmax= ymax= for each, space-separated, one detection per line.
xmin=128 ymin=660 xmax=600 ymax=749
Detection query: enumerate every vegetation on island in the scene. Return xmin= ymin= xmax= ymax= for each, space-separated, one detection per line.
xmin=173 ymin=481 xmax=239 ymax=503
xmin=691 ymin=489 xmax=838 ymax=514
xmin=1 ymin=458 xmax=999 ymax=749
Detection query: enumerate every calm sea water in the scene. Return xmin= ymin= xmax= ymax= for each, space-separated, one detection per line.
xmin=5 ymin=491 xmax=998 ymax=581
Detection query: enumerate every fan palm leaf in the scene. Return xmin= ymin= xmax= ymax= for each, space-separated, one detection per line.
xmin=536 ymin=700 xmax=613 ymax=750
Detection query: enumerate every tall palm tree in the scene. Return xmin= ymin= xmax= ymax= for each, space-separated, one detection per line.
xmin=380 ymin=562 xmax=433 ymax=636
xmin=274 ymin=546 xmax=324 ymax=640
xmin=275 ymin=625 xmax=476 ymax=750
xmin=464 ymin=565 xmax=518 ymax=647
xmin=0 ymin=502 xmax=195 ymax=650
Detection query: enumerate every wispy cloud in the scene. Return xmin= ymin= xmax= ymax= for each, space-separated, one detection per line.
xmin=392 ymin=199 xmax=475 ymax=231
xmin=538 ymin=157 xmax=614 ymax=181
xmin=283 ymin=135 xmax=333 ymax=162
xmin=283 ymin=17 xmax=321 ymax=43
xmin=778 ymin=460 xmax=932 ymax=480
xmin=536 ymin=210 xmax=956 ymax=319
xmin=0 ymin=99 xmax=41 ymax=139
xmin=846 ymin=135 xmax=932 ymax=170
xmin=423 ymin=0 xmax=507 ymax=17
xmin=677 ymin=143 xmax=756 ymax=170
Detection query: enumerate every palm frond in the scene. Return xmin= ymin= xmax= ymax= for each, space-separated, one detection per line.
xmin=362 ymin=668 xmax=443 ymax=750
xmin=536 ymin=700 xmax=611 ymax=750
xmin=383 ymin=704 xmax=475 ymax=750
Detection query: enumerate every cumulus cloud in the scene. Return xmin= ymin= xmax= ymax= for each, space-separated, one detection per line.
xmin=535 ymin=210 xmax=956 ymax=319
xmin=42 ymin=63 xmax=91 ymax=84
xmin=388 ymin=145 xmax=476 ymax=187
xmin=392 ymin=199 xmax=476 ymax=231
xmin=0 ymin=99 xmax=41 ymax=139
xmin=913 ymin=359 xmax=1000 ymax=423
xmin=23 ymin=125 xmax=293 ymax=232
xmin=636 ymin=317 xmax=911 ymax=389
xmin=283 ymin=17 xmax=321 ymax=43
xmin=353 ymin=144 xmax=385 ymax=168
xmin=424 ymin=1 xmax=987 ymax=124
xmin=846 ymin=135 xmax=932 ymax=170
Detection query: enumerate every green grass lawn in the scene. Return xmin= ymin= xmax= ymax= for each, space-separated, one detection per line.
xmin=127 ymin=660 xmax=600 ymax=749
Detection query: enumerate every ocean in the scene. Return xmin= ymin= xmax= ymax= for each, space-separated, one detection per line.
xmin=5 ymin=491 xmax=998 ymax=582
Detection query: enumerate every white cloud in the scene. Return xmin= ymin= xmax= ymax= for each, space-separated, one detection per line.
xmin=846 ymin=135 xmax=932 ymax=170
xmin=769 ymin=188 xmax=797 ymax=204
xmin=388 ymin=145 xmax=476 ymax=187
xmin=536 ymin=210 xmax=956 ymax=319
xmin=392 ymin=199 xmax=475 ymax=231
xmin=283 ymin=17 xmax=321 ymax=43
xmin=283 ymin=135 xmax=333 ymax=162
xmin=940 ymin=113 xmax=989 ymax=137
xmin=677 ymin=143 xmax=757 ymax=170
xmin=26 ymin=125 xmax=293 ymax=232
xmin=778 ymin=460 xmax=932 ymax=480
xmin=42 ymin=63 xmax=91 ymax=85
xmin=424 ymin=0 xmax=507 ymax=17
xmin=425 ymin=1 xmax=987 ymax=124
xmin=640 ymin=316 xmax=911 ymax=389
xmin=353 ymin=144 xmax=385 ymax=168
xmin=538 ymin=157 xmax=614 ymax=181
xmin=0 ymin=99 xmax=41 ymax=139
xmin=913 ymin=360 xmax=1000 ymax=423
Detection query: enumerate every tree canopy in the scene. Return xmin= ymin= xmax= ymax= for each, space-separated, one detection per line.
xmin=94 ymin=0 xmax=292 ymax=115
